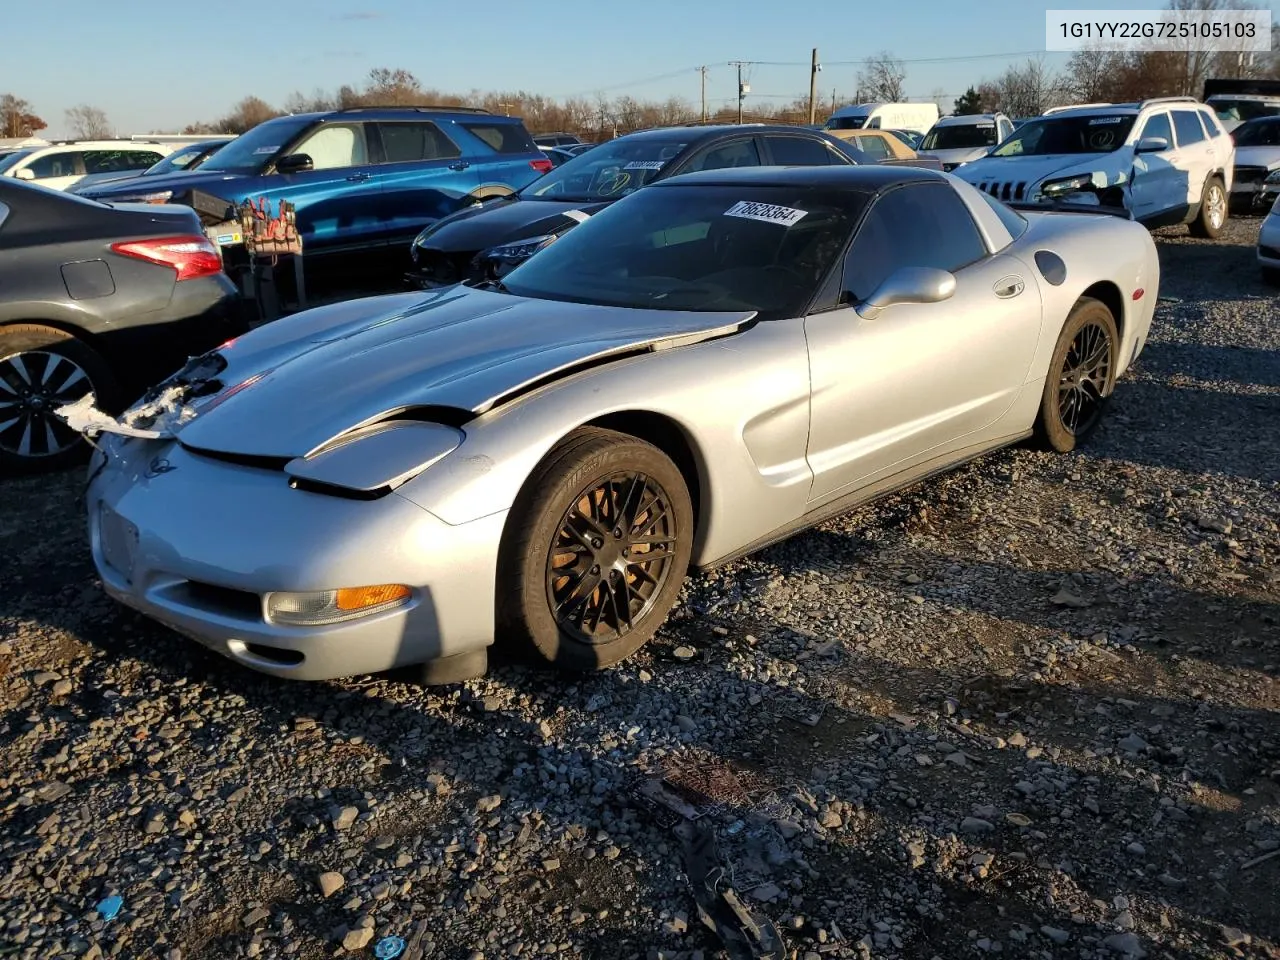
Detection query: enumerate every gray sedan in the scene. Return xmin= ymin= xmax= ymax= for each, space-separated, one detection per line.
xmin=67 ymin=165 xmax=1160 ymax=685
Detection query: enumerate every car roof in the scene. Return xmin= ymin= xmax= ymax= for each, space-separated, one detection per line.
xmin=936 ymin=114 xmax=1002 ymax=126
xmin=274 ymin=106 xmax=525 ymax=124
xmin=615 ymin=124 xmax=824 ymax=143
xmin=653 ymin=164 xmax=949 ymax=191
xmin=27 ymin=140 xmax=172 ymax=152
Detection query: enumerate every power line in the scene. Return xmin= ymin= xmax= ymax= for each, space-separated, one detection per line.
xmin=561 ymin=65 xmax=707 ymax=98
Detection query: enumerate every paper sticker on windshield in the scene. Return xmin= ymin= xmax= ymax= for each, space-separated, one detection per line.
xmin=1088 ymin=117 xmax=1124 ymax=125
xmin=253 ymin=146 xmax=279 ymax=154
xmin=724 ymin=200 xmax=808 ymax=226
xmin=625 ymin=160 xmax=665 ymax=170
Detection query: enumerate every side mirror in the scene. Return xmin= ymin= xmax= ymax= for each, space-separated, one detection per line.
xmin=275 ymin=153 xmax=314 ymax=174
xmin=1135 ymin=136 xmax=1169 ymax=154
xmin=14 ymin=168 xmax=35 ymax=181
xmin=855 ymin=266 xmax=956 ymax=320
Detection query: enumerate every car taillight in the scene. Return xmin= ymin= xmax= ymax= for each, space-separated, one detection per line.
xmin=530 ymin=157 xmax=553 ymax=174
xmin=110 ymin=235 xmax=223 ymax=282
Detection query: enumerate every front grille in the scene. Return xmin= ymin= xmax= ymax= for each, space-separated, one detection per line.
xmin=975 ymin=180 xmax=1030 ymax=201
xmin=1234 ymin=165 xmax=1268 ymax=184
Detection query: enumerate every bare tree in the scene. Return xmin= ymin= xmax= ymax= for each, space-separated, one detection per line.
xmin=64 ymin=104 xmax=112 ymax=139
xmin=363 ymin=67 xmax=422 ymax=105
xmin=996 ymin=58 xmax=1064 ymax=117
xmin=857 ymin=52 xmax=907 ymax=102
xmin=1065 ymin=46 xmax=1130 ymax=102
xmin=215 ymin=96 xmax=279 ymax=134
xmin=0 ymin=94 xmax=46 ymax=137
xmin=977 ymin=82 xmax=1004 ymax=112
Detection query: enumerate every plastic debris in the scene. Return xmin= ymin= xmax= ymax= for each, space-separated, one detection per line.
xmin=56 ymin=385 xmax=199 ymax=441
xmin=374 ymin=936 xmax=406 ymax=958
xmin=96 ymin=895 xmax=123 ymax=920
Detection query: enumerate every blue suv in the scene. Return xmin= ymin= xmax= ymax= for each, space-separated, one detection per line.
xmin=78 ymin=106 xmax=553 ymax=257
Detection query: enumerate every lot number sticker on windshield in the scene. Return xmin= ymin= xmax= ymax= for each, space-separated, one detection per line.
xmin=1088 ymin=117 xmax=1124 ymax=125
xmin=724 ymin=200 xmax=808 ymax=226
xmin=625 ymin=160 xmax=665 ymax=170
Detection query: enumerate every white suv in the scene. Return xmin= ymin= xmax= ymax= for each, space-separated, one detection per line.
xmin=955 ymin=97 xmax=1235 ymax=238
xmin=918 ymin=113 xmax=1016 ymax=172
xmin=0 ymin=140 xmax=175 ymax=192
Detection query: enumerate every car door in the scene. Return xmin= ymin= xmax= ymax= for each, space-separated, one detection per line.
xmin=1129 ymin=111 xmax=1180 ymax=221
xmin=760 ymin=133 xmax=849 ymax=166
xmin=802 ymin=181 xmax=1043 ymax=505
xmin=1168 ymin=108 xmax=1217 ymax=213
xmin=370 ymin=120 xmax=478 ymax=247
xmin=266 ymin=122 xmax=382 ymax=254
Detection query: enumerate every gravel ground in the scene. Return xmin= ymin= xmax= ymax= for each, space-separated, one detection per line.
xmin=1 ymin=216 xmax=1277 ymax=960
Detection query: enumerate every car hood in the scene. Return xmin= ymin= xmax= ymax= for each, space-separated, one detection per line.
xmin=1234 ymin=145 xmax=1280 ymax=168
xmin=956 ymin=153 xmax=1117 ymax=185
xmin=924 ymin=146 xmax=993 ymax=165
xmin=170 ymin=286 xmax=755 ymax=459
xmin=414 ymin=197 xmax=612 ymax=252
xmin=80 ymin=169 xmax=245 ymax=199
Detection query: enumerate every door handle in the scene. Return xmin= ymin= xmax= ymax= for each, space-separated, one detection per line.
xmin=993 ymin=275 xmax=1024 ymax=299
xmin=449 ymin=161 xmax=471 ymax=171
xmin=346 ymin=172 xmax=372 ymax=182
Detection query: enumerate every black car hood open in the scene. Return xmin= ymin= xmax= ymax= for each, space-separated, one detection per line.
xmin=414 ymin=197 xmax=614 ymax=253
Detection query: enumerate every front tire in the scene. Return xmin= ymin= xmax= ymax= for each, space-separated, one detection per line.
xmin=1262 ymin=267 xmax=1280 ymax=287
xmin=1033 ymin=297 xmax=1119 ymax=453
xmin=497 ymin=427 xmax=693 ymax=672
xmin=0 ymin=324 xmax=119 ymax=474
xmin=1189 ymin=176 xmax=1227 ymax=239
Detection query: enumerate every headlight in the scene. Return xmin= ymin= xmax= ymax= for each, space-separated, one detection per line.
xmin=1038 ymin=174 xmax=1096 ymax=199
xmin=485 ymin=234 xmax=556 ymax=261
xmin=133 ymin=190 xmax=174 ymax=204
xmin=265 ymin=585 xmax=412 ymax=626
xmin=1265 ymin=169 xmax=1280 ymax=184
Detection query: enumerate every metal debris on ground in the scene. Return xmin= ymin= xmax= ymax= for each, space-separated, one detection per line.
xmin=675 ymin=816 xmax=786 ymax=960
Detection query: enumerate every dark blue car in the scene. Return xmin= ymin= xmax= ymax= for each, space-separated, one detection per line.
xmin=77 ymin=106 xmax=553 ymax=257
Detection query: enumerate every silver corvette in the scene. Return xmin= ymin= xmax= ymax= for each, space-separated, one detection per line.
xmin=70 ymin=166 xmax=1159 ymax=684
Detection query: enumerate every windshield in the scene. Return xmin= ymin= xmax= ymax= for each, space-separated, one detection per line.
xmin=0 ymin=150 xmax=33 ymax=173
xmin=990 ymin=114 xmax=1136 ymax=156
xmin=1210 ymin=99 xmax=1280 ymax=123
xmin=1232 ymin=119 xmax=1280 ymax=146
xmin=501 ymin=185 xmax=865 ymax=320
xmin=825 ymin=116 xmax=867 ymax=131
xmin=922 ymin=123 xmax=999 ymax=151
xmin=145 ymin=142 xmax=225 ymax=176
xmin=199 ymin=118 xmax=314 ymax=174
xmin=521 ymin=137 xmax=690 ymax=202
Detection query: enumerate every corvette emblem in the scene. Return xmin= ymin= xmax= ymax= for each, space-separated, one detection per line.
xmin=145 ymin=457 xmax=176 ymax=477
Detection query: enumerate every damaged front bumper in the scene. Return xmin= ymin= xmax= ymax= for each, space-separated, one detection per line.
xmin=84 ymin=436 xmax=507 ymax=681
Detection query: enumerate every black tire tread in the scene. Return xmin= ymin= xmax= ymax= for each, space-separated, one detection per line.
xmin=1032 ymin=297 xmax=1119 ymax=454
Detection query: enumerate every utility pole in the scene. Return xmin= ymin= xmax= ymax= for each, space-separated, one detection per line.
xmin=808 ymin=48 xmax=820 ymax=126
xmin=729 ymin=60 xmax=752 ymax=123
xmin=699 ymin=66 xmax=708 ymax=122
xmin=831 ymin=88 xmax=837 ymax=114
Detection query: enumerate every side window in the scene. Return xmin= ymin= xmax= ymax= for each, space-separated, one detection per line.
xmin=998 ymin=119 xmax=1014 ymax=141
xmin=460 ymin=122 xmax=538 ymax=155
xmin=1197 ymin=109 xmax=1222 ymax=139
xmin=856 ymin=136 xmax=891 ymax=161
xmin=27 ymin=152 xmax=83 ymax=179
xmin=766 ymin=135 xmax=835 ymax=165
xmin=683 ymin=138 xmax=761 ymax=172
xmin=376 ymin=122 xmax=461 ymax=163
xmin=842 ymin=182 xmax=988 ymax=302
xmin=1139 ymin=111 xmax=1173 ymax=146
xmin=293 ymin=123 xmax=369 ymax=170
xmin=0 ymin=199 xmax=10 ymax=231
xmin=1172 ymin=110 xmax=1206 ymax=147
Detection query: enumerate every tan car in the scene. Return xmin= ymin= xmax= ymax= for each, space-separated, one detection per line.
xmin=828 ymin=128 xmax=918 ymax=161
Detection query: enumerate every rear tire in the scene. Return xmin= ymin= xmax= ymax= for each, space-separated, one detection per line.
xmin=1188 ymin=176 xmax=1227 ymax=239
xmin=1033 ymin=298 xmax=1119 ymax=453
xmin=0 ymin=324 xmax=119 ymax=475
xmin=497 ymin=427 xmax=693 ymax=673
xmin=1262 ymin=267 xmax=1280 ymax=287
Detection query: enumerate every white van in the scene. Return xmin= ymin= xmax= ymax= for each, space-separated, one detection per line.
xmin=823 ymin=102 xmax=940 ymax=136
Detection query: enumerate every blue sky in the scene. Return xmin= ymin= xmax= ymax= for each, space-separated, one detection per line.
xmin=7 ymin=0 xmax=1268 ymax=136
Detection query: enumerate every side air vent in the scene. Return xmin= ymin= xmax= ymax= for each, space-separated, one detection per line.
xmin=1033 ymin=250 xmax=1067 ymax=286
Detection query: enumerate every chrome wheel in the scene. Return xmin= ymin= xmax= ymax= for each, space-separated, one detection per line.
xmin=546 ymin=471 xmax=678 ymax=645
xmin=1206 ymin=183 xmax=1226 ymax=229
xmin=1057 ymin=321 xmax=1113 ymax=436
xmin=0 ymin=350 xmax=93 ymax=459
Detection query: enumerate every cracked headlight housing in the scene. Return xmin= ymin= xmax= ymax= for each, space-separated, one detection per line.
xmin=1037 ymin=174 xmax=1101 ymax=202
